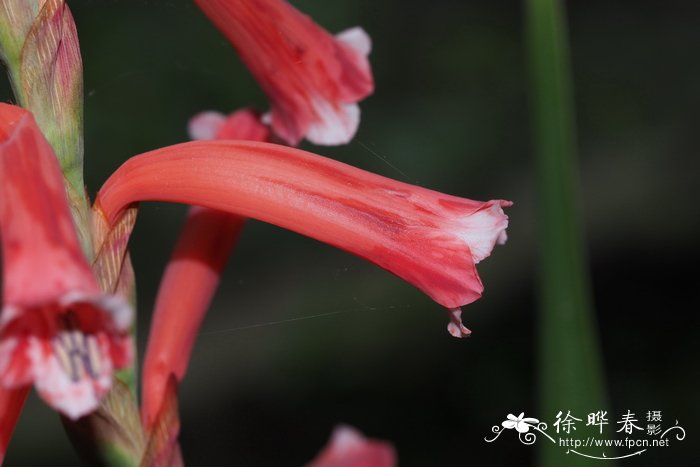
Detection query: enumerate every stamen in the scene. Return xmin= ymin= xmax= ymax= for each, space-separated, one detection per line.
xmin=52 ymin=311 xmax=102 ymax=382
xmin=53 ymin=337 xmax=72 ymax=378
xmin=447 ymin=307 xmax=472 ymax=338
xmin=86 ymin=335 xmax=102 ymax=377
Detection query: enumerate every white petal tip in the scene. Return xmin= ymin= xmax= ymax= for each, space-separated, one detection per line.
xmin=335 ymin=27 xmax=372 ymax=57
xmin=188 ymin=111 xmax=226 ymax=140
xmin=458 ymin=202 xmax=511 ymax=264
xmin=57 ymin=398 xmax=99 ymax=420
xmin=329 ymin=425 xmax=365 ymax=452
xmin=37 ymin=370 xmax=109 ymax=420
xmin=306 ymin=102 xmax=360 ymax=146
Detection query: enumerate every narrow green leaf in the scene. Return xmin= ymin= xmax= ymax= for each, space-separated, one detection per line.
xmin=525 ymin=0 xmax=613 ymax=465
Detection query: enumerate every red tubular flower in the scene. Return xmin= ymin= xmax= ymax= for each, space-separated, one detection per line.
xmin=141 ymin=109 xmax=268 ymax=431
xmin=0 ymin=103 xmax=132 ymax=420
xmin=194 ymin=0 xmax=374 ymax=146
xmin=95 ymin=140 xmax=510 ymax=337
xmin=306 ymin=425 xmax=396 ymax=467
xmin=141 ymin=208 xmax=244 ymax=430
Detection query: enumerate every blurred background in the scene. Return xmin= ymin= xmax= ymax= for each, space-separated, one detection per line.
xmin=2 ymin=0 xmax=699 ymax=465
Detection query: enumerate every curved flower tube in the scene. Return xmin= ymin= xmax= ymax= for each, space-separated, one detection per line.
xmin=95 ymin=140 xmax=510 ymax=336
xmin=194 ymin=0 xmax=373 ymax=146
xmin=0 ymin=103 xmax=132 ymax=420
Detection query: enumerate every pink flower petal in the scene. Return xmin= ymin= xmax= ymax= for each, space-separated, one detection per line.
xmin=188 ymin=111 xmax=227 ymax=140
xmin=305 ymin=100 xmax=360 ymax=146
xmin=0 ymin=294 xmax=133 ymax=420
xmin=213 ymin=108 xmax=271 ymax=141
xmin=307 ymin=425 xmax=396 ymax=467
xmin=336 ymin=27 xmax=372 ymax=59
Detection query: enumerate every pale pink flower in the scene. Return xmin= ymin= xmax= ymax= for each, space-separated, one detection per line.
xmin=307 ymin=425 xmax=396 ymax=467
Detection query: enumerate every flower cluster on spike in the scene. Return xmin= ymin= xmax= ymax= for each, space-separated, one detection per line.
xmin=0 ymin=0 xmax=512 ymax=464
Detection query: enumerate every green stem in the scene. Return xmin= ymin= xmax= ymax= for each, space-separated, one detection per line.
xmin=525 ymin=0 xmax=612 ymax=465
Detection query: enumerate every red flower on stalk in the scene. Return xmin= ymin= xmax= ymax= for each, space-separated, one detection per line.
xmin=194 ymin=0 xmax=373 ymax=146
xmin=0 ymin=104 xmax=133 ymax=420
xmin=95 ymin=139 xmax=510 ymax=337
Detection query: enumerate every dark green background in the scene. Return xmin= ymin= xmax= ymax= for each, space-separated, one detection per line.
xmin=2 ymin=0 xmax=698 ymax=465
